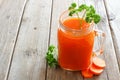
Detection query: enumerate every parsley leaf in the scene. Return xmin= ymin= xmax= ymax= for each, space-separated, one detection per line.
xmin=71 ymin=3 xmax=77 ymax=8
xmin=68 ymin=3 xmax=101 ymax=24
xmin=68 ymin=2 xmax=76 ymax=10
xmin=69 ymin=9 xmax=76 ymax=16
xmin=78 ymin=4 xmax=88 ymax=11
xmin=93 ymin=14 xmax=101 ymax=24
xmin=46 ymin=45 xmax=58 ymax=67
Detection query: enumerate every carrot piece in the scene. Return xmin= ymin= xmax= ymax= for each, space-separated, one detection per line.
xmin=81 ymin=68 xmax=93 ymax=78
xmin=92 ymin=57 xmax=106 ymax=68
xmin=90 ymin=63 xmax=104 ymax=75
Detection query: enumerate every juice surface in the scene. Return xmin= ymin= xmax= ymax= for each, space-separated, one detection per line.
xmin=58 ymin=18 xmax=95 ymax=70
xmin=63 ymin=18 xmax=90 ymax=30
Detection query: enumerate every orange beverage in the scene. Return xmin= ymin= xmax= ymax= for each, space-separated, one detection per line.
xmin=58 ymin=10 xmax=105 ymax=71
xmin=57 ymin=10 xmax=99 ymax=70
xmin=58 ymin=17 xmax=95 ymax=70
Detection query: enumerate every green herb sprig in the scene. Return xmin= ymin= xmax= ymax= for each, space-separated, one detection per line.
xmin=46 ymin=45 xmax=58 ymax=67
xmin=68 ymin=3 xmax=101 ymax=24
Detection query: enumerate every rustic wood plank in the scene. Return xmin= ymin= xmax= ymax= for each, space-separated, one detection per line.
xmin=47 ymin=0 xmax=120 ymax=80
xmin=104 ymin=0 xmax=120 ymax=70
xmin=0 ymin=0 xmax=27 ymax=80
xmin=46 ymin=0 xmax=85 ymax=80
xmin=78 ymin=0 xmax=108 ymax=80
xmin=7 ymin=0 xmax=52 ymax=80
xmin=82 ymin=0 xmax=120 ymax=80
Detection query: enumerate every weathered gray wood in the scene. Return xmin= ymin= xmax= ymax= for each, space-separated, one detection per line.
xmin=0 ymin=0 xmax=27 ymax=80
xmin=104 ymin=0 xmax=120 ymax=70
xmin=78 ymin=0 xmax=108 ymax=80
xmin=47 ymin=0 xmax=120 ymax=80
xmin=82 ymin=0 xmax=120 ymax=80
xmin=46 ymin=0 xmax=84 ymax=80
xmin=7 ymin=0 xmax=52 ymax=80
xmin=2 ymin=0 xmax=119 ymax=80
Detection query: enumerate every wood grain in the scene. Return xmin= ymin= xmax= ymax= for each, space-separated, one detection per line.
xmin=82 ymin=0 xmax=120 ymax=80
xmin=47 ymin=0 xmax=120 ymax=80
xmin=7 ymin=0 xmax=52 ymax=80
xmin=104 ymin=0 xmax=120 ymax=70
xmin=0 ymin=0 xmax=27 ymax=80
xmin=46 ymin=0 xmax=85 ymax=80
xmin=0 ymin=0 xmax=119 ymax=80
xmin=78 ymin=0 xmax=108 ymax=80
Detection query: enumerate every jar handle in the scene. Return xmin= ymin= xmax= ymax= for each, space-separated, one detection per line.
xmin=93 ymin=30 xmax=105 ymax=57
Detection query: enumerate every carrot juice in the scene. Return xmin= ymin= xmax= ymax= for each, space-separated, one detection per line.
xmin=58 ymin=18 xmax=95 ymax=70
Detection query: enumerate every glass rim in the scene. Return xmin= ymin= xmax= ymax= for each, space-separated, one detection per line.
xmin=59 ymin=10 xmax=94 ymax=32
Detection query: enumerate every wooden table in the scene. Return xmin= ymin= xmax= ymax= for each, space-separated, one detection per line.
xmin=0 ymin=0 xmax=120 ymax=80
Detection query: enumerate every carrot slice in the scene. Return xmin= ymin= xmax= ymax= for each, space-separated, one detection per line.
xmin=81 ymin=57 xmax=106 ymax=77
xmin=81 ymin=68 xmax=93 ymax=78
xmin=90 ymin=63 xmax=104 ymax=75
xmin=92 ymin=57 xmax=106 ymax=68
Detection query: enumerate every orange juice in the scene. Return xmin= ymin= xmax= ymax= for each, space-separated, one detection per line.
xmin=58 ymin=18 xmax=95 ymax=70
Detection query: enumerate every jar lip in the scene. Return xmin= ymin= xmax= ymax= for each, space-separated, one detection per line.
xmin=59 ymin=10 xmax=94 ymax=32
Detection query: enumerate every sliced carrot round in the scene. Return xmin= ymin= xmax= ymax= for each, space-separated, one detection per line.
xmin=90 ymin=63 xmax=104 ymax=75
xmin=81 ymin=69 xmax=93 ymax=78
xmin=92 ymin=57 xmax=106 ymax=68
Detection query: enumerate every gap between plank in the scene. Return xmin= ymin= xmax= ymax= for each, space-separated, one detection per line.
xmin=103 ymin=0 xmax=120 ymax=70
xmin=103 ymin=0 xmax=120 ymax=79
xmin=45 ymin=0 xmax=54 ymax=80
xmin=102 ymin=1 xmax=113 ymax=80
xmin=5 ymin=0 xmax=28 ymax=80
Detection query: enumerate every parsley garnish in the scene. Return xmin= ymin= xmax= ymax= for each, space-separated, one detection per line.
xmin=46 ymin=45 xmax=58 ymax=67
xmin=68 ymin=3 xmax=101 ymax=24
